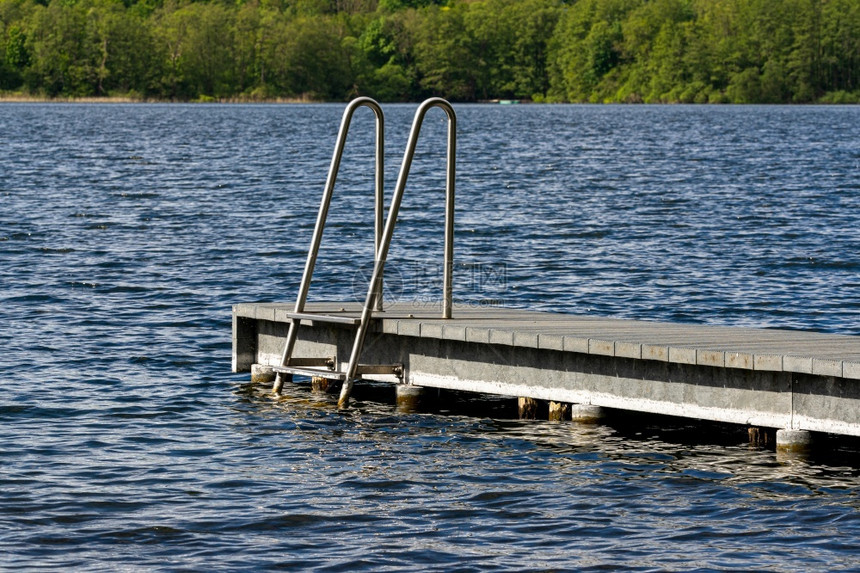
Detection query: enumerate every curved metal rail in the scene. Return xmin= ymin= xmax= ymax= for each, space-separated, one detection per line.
xmin=273 ymin=97 xmax=384 ymax=393
xmin=338 ymin=97 xmax=456 ymax=408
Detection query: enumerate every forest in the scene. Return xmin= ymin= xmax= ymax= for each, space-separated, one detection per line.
xmin=1 ymin=0 xmax=858 ymax=103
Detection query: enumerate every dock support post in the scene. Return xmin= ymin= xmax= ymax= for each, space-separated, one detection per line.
xmin=776 ymin=429 xmax=813 ymax=455
xmin=748 ymin=427 xmax=775 ymax=448
xmin=518 ymin=397 xmax=539 ymax=419
xmin=570 ymin=404 xmax=604 ymax=423
xmin=396 ymin=385 xmax=427 ymax=413
xmin=311 ymin=376 xmax=338 ymax=394
xmin=251 ymin=364 xmax=275 ymax=384
xmin=549 ymin=401 xmax=571 ymax=421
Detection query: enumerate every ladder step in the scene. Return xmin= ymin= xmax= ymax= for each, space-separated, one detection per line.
xmin=355 ymin=364 xmax=403 ymax=377
xmin=287 ymin=312 xmax=361 ymax=326
xmin=272 ymin=363 xmax=403 ymax=381
xmin=273 ymin=365 xmax=346 ymax=381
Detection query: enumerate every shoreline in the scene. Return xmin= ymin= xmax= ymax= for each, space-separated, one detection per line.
xmin=0 ymin=94 xmax=315 ymax=104
xmin=1 ymin=94 xmax=857 ymax=105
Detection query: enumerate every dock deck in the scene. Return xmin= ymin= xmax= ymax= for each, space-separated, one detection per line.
xmin=233 ymin=302 xmax=860 ymax=439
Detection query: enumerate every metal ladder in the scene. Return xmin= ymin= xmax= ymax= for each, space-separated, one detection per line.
xmin=272 ymin=97 xmax=457 ymax=408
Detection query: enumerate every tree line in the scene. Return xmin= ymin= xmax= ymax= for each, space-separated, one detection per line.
xmin=1 ymin=0 xmax=858 ymax=103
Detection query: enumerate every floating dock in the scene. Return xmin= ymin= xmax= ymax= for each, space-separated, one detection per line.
xmin=233 ymin=301 xmax=860 ymax=445
xmin=233 ymin=97 xmax=860 ymax=452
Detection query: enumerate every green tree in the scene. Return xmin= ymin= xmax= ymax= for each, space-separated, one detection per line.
xmin=820 ymin=0 xmax=860 ymax=96
xmin=548 ymin=0 xmax=631 ymax=101
xmin=2 ymin=0 xmax=857 ymax=103
xmin=285 ymin=15 xmax=353 ymax=99
xmin=787 ymin=0 xmax=822 ymax=101
xmin=463 ymin=0 xmax=511 ymax=100
xmin=412 ymin=4 xmax=477 ymax=100
xmin=152 ymin=3 xmax=195 ymax=98
xmin=257 ymin=12 xmax=353 ymax=99
xmin=83 ymin=0 xmax=160 ymax=96
xmin=25 ymin=0 xmax=92 ymax=96
xmin=2 ymin=24 xmax=29 ymax=88
xmin=233 ymin=1 xmax=260 ymax=96
xmin=507 ymin=0 xmax=560 ymax=99
xmin=618 ymin=0 xmax=695 ymax=102
xmin=356 ymin=14 xmax=415 ymax=100
xmin=254 ymin=7 xmax=289 ymax=96
xmin=181 ymin=2 xmax=235 ymax=98
xmin=152 ymin=2 xmax=237 ymax=99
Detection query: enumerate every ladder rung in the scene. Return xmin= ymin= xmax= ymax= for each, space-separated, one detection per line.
xmin=272 ymin=363 xmax=403 ymax=380
xmin=355 ymin=364 xmax=403 ymax=376
xmin=287 ymin=312 xmax=361 ymax=326
xmin=273 ymin=365 xmax=346 ymax=381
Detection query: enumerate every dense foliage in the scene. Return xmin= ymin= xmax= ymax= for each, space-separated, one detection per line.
xmin=1 ymin=0 xmax=858 ymax=102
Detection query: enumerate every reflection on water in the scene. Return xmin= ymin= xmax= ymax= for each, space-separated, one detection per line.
xmin=241 ymin=378 xmax=860 ymax=490
xmin=229 ymin=378 xmax=860 ymax=571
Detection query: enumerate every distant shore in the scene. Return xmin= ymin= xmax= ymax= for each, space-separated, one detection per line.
xmin=1 ymin=93 xmax=857 ymax=105
xmin=0 ymin=94 xmax=315 ymax=104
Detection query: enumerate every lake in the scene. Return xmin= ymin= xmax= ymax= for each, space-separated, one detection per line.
xmin=1 ymin=102 xmax=859 ymax=571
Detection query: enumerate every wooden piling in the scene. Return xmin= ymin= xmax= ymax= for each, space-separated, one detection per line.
xmin=549 ymin=401 xmax=570 ymax=421
xmin=748 ymin=426 xmax=776 ymax=448
xmin=311 ymin=376 xmax=338 ymax=394
xmin=518 ymin=397 xmax=539 ymax=419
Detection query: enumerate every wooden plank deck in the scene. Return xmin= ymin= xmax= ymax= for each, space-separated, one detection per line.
xmin=237 ymin=302 xmax=860 ymax=379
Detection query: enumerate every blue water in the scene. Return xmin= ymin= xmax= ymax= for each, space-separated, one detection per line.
xmin=1 ymin=103 xmax=860 ymax=571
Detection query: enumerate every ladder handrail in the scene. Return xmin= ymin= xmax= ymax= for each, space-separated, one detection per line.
xmin=295 ymin=97 xmax=386 ymax=313
xmin=338 ymin=97 xmax=456 ymax=408
xmin=272 ymin=97 xmax=384 ymax=394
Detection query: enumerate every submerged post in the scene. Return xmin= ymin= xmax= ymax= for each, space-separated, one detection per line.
xmin=518 ymin=397 xmax=540 ymax=419
xmin=570 ymin=404 xmax=605 ymax=423
xmin=776 ymin=429 xmax=813 ymax=456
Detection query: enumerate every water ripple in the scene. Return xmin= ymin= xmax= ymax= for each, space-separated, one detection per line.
xmin=1 ymin=103 xmax=859 ymax=571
